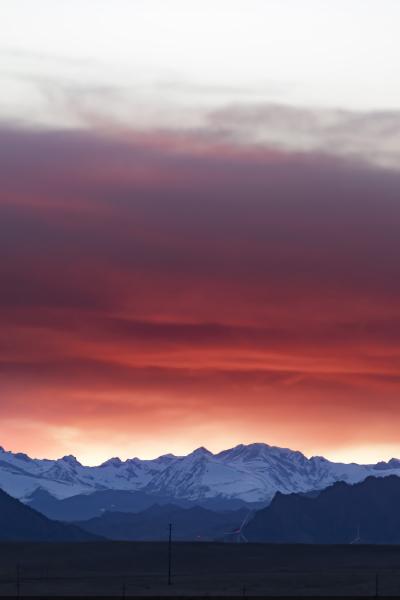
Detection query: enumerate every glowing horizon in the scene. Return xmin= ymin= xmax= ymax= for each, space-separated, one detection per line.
xmin=2 ymin=438 xmax=400 ymax=469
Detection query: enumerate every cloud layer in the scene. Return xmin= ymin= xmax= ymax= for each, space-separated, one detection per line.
xmin=1 ymin=124 xmax=400 ymax=463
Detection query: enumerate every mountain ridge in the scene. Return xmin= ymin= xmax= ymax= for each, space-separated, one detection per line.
xmin=75 ymin=503 xmax=248 ymax=541
xmin=1 ymin=442 xmax=400 ymax=506
xmin=245 ymin=475 xmax=400 ymax=543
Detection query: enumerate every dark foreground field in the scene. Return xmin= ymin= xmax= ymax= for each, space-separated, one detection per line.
xmin=0 ymin=541 xmax=400 ymax=596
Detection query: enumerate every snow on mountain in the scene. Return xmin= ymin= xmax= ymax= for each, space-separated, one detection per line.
xmin=1 ymin=443 xmax=400 ymax=504
xmin=145 ymin=447 xmax=261 ymax=501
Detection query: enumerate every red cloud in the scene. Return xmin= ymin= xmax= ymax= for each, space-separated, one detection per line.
xmin=1 ymin=126 xmax=400 ymax=462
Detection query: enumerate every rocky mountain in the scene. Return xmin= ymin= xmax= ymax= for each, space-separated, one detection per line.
xmin=1 ymin=443 xmax=400 ymax=507
xmin=0 ymin=487 xmax=99 ymax=541
xmin=245 ymin=475 xmax=400 ymax=544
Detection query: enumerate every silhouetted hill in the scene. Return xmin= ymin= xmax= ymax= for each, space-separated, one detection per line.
xmin=0 ymin=488 xmax=99 ymax=541
xmin=27 ymin=488 xmax=257 ymax=521
xmin=76 ymin=504 xmax=247 ymax=541
xmin=245 ymin=475 xmax=400 ymax=543
xmin=27 ymin=488 xmax=198 ymax=521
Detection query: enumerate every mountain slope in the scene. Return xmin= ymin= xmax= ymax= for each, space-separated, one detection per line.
xmin=26 ymin=488 xmax=193 ymax=521
xmin=245 ymin=475 xmax=400 ymax=543
xmin=76 ymin=504 xmax=247 ymax=541
xmin=2 ymin=443 xmax=400 ymax=506
xmin=0 ymin=487 xmax=98 ymax=541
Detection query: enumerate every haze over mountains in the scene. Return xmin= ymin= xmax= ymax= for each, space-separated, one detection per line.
xmin=2 ymin=443 xmax=400 ymax=509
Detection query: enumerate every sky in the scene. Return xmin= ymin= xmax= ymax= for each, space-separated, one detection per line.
xmin=1 ymin=1 xmax=400 ymax=465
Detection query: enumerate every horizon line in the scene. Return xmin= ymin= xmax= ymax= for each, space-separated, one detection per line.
xmin=1 ymin=442 xmax=399 ymax=469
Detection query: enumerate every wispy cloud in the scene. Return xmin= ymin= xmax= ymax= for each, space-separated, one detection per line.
xmin=208 ymin=103 xmax=400 ymax=171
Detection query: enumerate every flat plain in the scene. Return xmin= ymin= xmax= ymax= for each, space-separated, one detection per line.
xmin=0 ymin=541 xmax=400 ymax=596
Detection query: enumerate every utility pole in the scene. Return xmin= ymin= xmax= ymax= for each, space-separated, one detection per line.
xmin=168 ymin=523 xmax=173 ymax=586
xmin=16 ymin=563 xmax=20 ymax=598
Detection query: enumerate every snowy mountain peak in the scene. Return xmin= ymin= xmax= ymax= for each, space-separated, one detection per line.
xmin=3 ymin=442 xmax=400 ymax=505
xmin=157 ymin=453 xmax=176 ymax=460
xmin=100 ymin=457 xmax=122 ymax=467
xmin=373 ymin=458 xmax=400 ymax=470
xmin=189 ymin=446 xmax=213 ymax=457
xmin=217 ymin=442 xmax=297 ymax=462
xmin=59 ymin=455 xmax=81 ymax=467
xmin=151 ymin=453 xmax=178 ymax=466
xmin=239 ymin=442 xmax=272 ymax=458
xmin=14 ymin=452 xmax=32 ymax=462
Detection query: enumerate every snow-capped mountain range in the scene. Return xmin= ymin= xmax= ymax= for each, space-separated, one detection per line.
xmin=1 ymin=443 xmax=400 ymax=504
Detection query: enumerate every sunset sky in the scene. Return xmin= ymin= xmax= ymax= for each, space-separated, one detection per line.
xmin=1 ymin=1 xmax=400 ymax=465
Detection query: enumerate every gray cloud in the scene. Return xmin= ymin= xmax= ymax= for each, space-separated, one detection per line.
xmin=208 ymin=103 xmax=400 ymax=171
xmin=2 ymin=44 xmax=399 ymax=172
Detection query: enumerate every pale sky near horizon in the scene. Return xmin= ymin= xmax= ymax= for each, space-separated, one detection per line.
xmin=1 ymin=0 xmax=400 ymax=129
